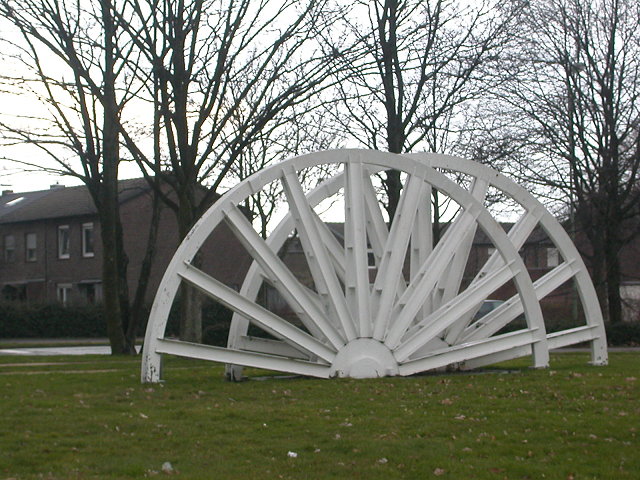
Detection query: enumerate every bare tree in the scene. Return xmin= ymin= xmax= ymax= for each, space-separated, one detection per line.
xmin=477 ymin=0 xmax=640 ymax=323
xmin=0 ymin=0 xmax=157 ymax=353
xmin=323 ymin=0 xmax=522 ymax=219
xmin=231 ymin=108 xmax=341 ymax=239
xmin=114 ymin=0 xmax=341 ymax=341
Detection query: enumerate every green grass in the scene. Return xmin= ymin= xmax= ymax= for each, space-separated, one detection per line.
xmin=1 ymin=353 xmax=638 ymax=479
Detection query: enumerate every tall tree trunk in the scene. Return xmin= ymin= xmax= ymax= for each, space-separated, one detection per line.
xmin=128 ymin=188 xmax=161 ymax=346
xmin=101 ymin=0 xmax=130 ymax=354
xmin=177 ymin=188 xmax=202 ymax=343
xmin=605 ymin=225 xmax=623 ymax=324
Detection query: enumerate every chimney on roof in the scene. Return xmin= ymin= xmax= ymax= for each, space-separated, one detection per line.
xmin=50 ymin=183 xmax=65 ymax=190
xmin=2 ymin=189 xmax=13 ymax=196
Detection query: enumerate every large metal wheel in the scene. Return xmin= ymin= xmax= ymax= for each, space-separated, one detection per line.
xmin=141 ymin=150 xmax=607 ymax=383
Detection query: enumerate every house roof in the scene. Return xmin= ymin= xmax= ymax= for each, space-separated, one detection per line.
xmin=0 ymin=178 xmax=150 ymax=224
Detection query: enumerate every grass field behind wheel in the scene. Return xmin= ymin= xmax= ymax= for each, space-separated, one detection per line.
xmin=0 ymin=353 xmax=638 ymax=479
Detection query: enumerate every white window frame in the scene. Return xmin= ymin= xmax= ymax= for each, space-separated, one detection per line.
xmin=58 ymin=225 xmax=70 ymax=259
xmin=82 ymin=222 xmax=95 ymax=258
xmin=57 ymin=283 xmax=72 ymax=305
xmin=25 ymin=232 xmax=37 ymax=262
xmin=4 ymin=234 xmax=15 ymax=262
xmin=547 ymin=247 xmax=560 ymax=267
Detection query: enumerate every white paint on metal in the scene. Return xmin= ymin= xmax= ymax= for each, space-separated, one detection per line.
xmin=141 ymin=150 xmax=608 ymax=383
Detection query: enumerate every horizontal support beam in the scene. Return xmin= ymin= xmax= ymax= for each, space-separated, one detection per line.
xmin=398 ymin=329 xmax=539 ymax=376
xmin=155 ymin=338 xmax=331 ymax=378
xmin=547 ymin=325 xmax=599 ymax=350
xmin=461 ymin=325 xmax=602 ymax=370
xmin=459 ymin=345 xmax=532 ymax=370
xmin=236 ymin=335 xmax=310 ymax=360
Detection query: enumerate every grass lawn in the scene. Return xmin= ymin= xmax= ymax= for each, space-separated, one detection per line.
xmin=0 ymin=352 xmax=638 ymax=479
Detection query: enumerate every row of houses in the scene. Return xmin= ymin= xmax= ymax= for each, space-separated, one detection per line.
xmin=0 ymin=179 xmax=250 ymax=307
xmin=2 ymin=179 xmax=639 ymax=323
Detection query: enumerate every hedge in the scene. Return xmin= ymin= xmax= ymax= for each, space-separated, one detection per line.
xmin=0 ymin=300 xmax=233 ymax=346
xmin=0 ymin=302 xmax=106 ymax=338
xmin=2 ymin=300 xmax=640 ymax=347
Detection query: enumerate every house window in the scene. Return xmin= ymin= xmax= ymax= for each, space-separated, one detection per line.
xmin=4 ymin=235 xmax=15 ymax=262
xmin=25 ymin=233 xmax=37 ymax=262
xmin=58 ymin=225 xmax=70 ymax=259
xmin=79 ymin=282 xmax=102 ymax=304
xmin=547 ymin=247 xmax=560 ymax=267
xmin=82 ymin=223 xmax=95 ymax=257
xmin=57 ymin=283 xmax=72 ymax=305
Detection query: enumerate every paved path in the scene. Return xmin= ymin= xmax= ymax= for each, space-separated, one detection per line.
xmin=0 ymin=345 xmax=140 ymax=355
xmin=0 ymin=346 xmax=110 ymax=355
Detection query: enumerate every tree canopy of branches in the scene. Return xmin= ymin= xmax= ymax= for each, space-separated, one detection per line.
xmin=111 ymin=0 xmax=340 ymax=341
xmin=0 ymin=0 xmax=153 ymax=353
xmin=479 ymin=0 xmax=640 ymax=323
xmin=0 ymin=0 xmax=338 ymax=345
xmin=324 ymin=0 xmax=522 ymax=219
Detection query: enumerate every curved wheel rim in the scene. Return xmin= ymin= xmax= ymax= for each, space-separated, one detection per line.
xmin=142 ymin=150 xmax=607 ymax=382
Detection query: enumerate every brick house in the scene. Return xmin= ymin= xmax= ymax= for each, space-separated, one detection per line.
xmin=271 ymin=222 xmax=625 ymax=326
xmin=0 ymin=179 xmax=252 ymax=306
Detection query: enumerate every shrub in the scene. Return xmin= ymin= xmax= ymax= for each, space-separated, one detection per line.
xmin=606 ymin=322 xmax=640 ymax=346
xmin=0 ymin=302 xmax=105 ymax=338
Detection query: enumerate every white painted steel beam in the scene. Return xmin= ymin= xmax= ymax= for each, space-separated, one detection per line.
xmin=142 ymin=149 xmax=607 ymax=382
xmin=155 ymin=338 xmax=331 ymax=378
xmin=281 ymin=168 xmax=357 ymax=341
xmin=398 ymin=329 xmax=540 ymax=376
xmin=383 ymin=208 xmax=480 ymax=346
xmin=235 ymin=336 xmax=311 ymax=360
xmin=391 ymin=263 xmax=515 ymax=360
xmin=177 ymin=262 xmax=336 ymax=363
xmin=371 ymin=172 xmax=426 ymax=340
xmin=344 ymin=160 xmax=372 ymax=336
xmin=444 ymin=207 xmax=544 ymax=344
xmin=462 ymin=261 xmax=578 ymax=342
xmin=223 ymin=204 xmax=345 ymax=350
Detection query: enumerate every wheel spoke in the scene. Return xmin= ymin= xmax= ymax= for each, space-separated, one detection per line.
xmin=371 ymin=171 xmax=427 ymax=340
xmin=344 ymin=160 xmax=372 ymax=336
xmin=281 ymin=167 xmax=357 ymax=340
xmin=361 ymin=169 xmax=407 ymax=297
xmin=398 ymin=328 xmax=540 ymax=376
xmin=461 ymin=260 xmax=578 ymax=342
xmin=390 ymin=262 xmax=515 ymax=359
xmin=223 ymin=203 xmax=346 ymax=349
xmin=177 ymin=262 xmax=336 ymax=362
xmin=384 ymin=206 xmax=480 ymax=345
xmin=432 ymin=178 xmax=488 ymax=315
xmin=156 ymin=338 xmax=331 ymax=378
xmin=409 ymin=185 xmax=433 ymax=317
xmin=444 ymin=207 xmax=545 ymax=344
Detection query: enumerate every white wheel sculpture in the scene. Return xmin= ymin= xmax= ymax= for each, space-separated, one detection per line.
xmin=141 ymin=150 xmax=607 ymax=383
